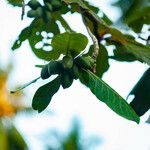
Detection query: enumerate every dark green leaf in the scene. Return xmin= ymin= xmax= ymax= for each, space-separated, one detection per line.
xmin=128 ymin=68 xmax=150 ymax=116
xmin=79 ymin=69 xmax=140 ymax=123
xmin=32 ymin=76 xmax=61 ymax=112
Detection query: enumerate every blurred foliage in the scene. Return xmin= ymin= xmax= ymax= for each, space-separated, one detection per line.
xmin=113 ymin=0 xmax=150 ymax=33
xmin=0 ymin=72 xmax=15 ymax=117
xmin=0 ymin=66 xmax=28 ymax=149
xmin=0 ymin=119 xmax=27 ymax=150
xmin=43 ymin=118 xmax=102 ymax=150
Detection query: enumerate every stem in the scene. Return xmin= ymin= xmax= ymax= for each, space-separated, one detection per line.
xmin=10 ymin=76 xmax=41 ymax=93
xmin=21 ymin=0 xmax=25 ymax=20
xmin=80 ymin=8 xmax=99 ymax=73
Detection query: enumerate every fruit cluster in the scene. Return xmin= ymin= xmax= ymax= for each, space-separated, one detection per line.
xmin=27 ymin=0 xmax=62 ymax=22
xmin=41 ymin=55 xmax=95 ymax=89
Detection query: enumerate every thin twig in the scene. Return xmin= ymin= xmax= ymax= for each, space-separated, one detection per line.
xmin=80 ymin=8 xmax=99 ymax=73
xmin=147 ymin=36 xmax=150 ymax=45
xmin=10 ymin=76 xmax=41 ymax=93
xmin=21 ymin=0 xmax=25 ymax=20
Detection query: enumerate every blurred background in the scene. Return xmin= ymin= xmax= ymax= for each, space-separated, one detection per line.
xmin=0 ymin=0 xmax=150 ymax=150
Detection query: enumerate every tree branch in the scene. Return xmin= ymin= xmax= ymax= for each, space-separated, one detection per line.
xmin=80 ymin=8 xmax=99 ymax=73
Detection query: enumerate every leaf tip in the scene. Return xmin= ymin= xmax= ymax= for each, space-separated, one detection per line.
xmin=136 ymin=117 xmax=140 ymax=124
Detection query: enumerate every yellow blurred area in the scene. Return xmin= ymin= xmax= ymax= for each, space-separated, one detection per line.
xmin=0 ymin=73 xmax=15 ymax=117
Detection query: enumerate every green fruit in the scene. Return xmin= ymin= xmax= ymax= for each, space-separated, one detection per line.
xmin=75 ymin=56 xmax=95 ymax=69
xmin=41 ymin=65 xmax=50 ymax=79
xmin=27 ymin=10 xmax=37 ymax=18
xmin=28 ymin=0 xmax=41 ymax=10
xmin=36 ymin=7 xmax=43 ymax=17
xmin=51 ymin=0 xmax=61 ymax=11
xmin=43 ymin=10 xmax=52 ymax=22
xmin=61 ymin=71 xmax=73 ymax=89
xmin=72 ymin=64 xmax=80 ymax=80
xmin=62 ymin=55 xmax=73 ymax=69
xmin=27 ymin=7 xmax=43 ymax=18
xmin=48 ymin=60 xmax=63 ymax=75
xmin=45 ymin=3 xmax=53 ymax=11
xmin=43 ymin=0 xmax=52 ymax=3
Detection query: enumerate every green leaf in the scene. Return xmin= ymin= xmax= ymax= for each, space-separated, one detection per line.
xmin=83 ymin=0 xmax=99 ymax=14
xmin=51 ymin=32 xmax=88 ymax=56
xmin=32 ymin=76 xmax=61 ymax=112
xmin=101 ymin=13 xmax=112 ymax=25
xmin=129 ymin=68 xmax=150 ymax=116
xmin=96 ymin=44 xmax=109 ymax=78
xmin=6 ymin=0 xmax=22 ymax=7
xmin=12 ymin=18 xmax=61 ymax=60
xmin=78 ymin=69 xmax=140 ymax=123
xmin=75 ymin=56 xmax=95 ymax=70
xmin=88 ymin=44 xmax=109 ymax=78
xmin=109 ymin=41 xmax=138 ymax=62
xmin=28 ymin=36 xmax=60 ymax=60
xmin=124 ymin=40 xmax=150 ymax=64
xmin=12 ymin=27 xmax=32 ymax=50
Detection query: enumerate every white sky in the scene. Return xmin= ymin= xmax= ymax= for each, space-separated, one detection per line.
xmin=0 ymin=0 xmax=150 ymax=150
